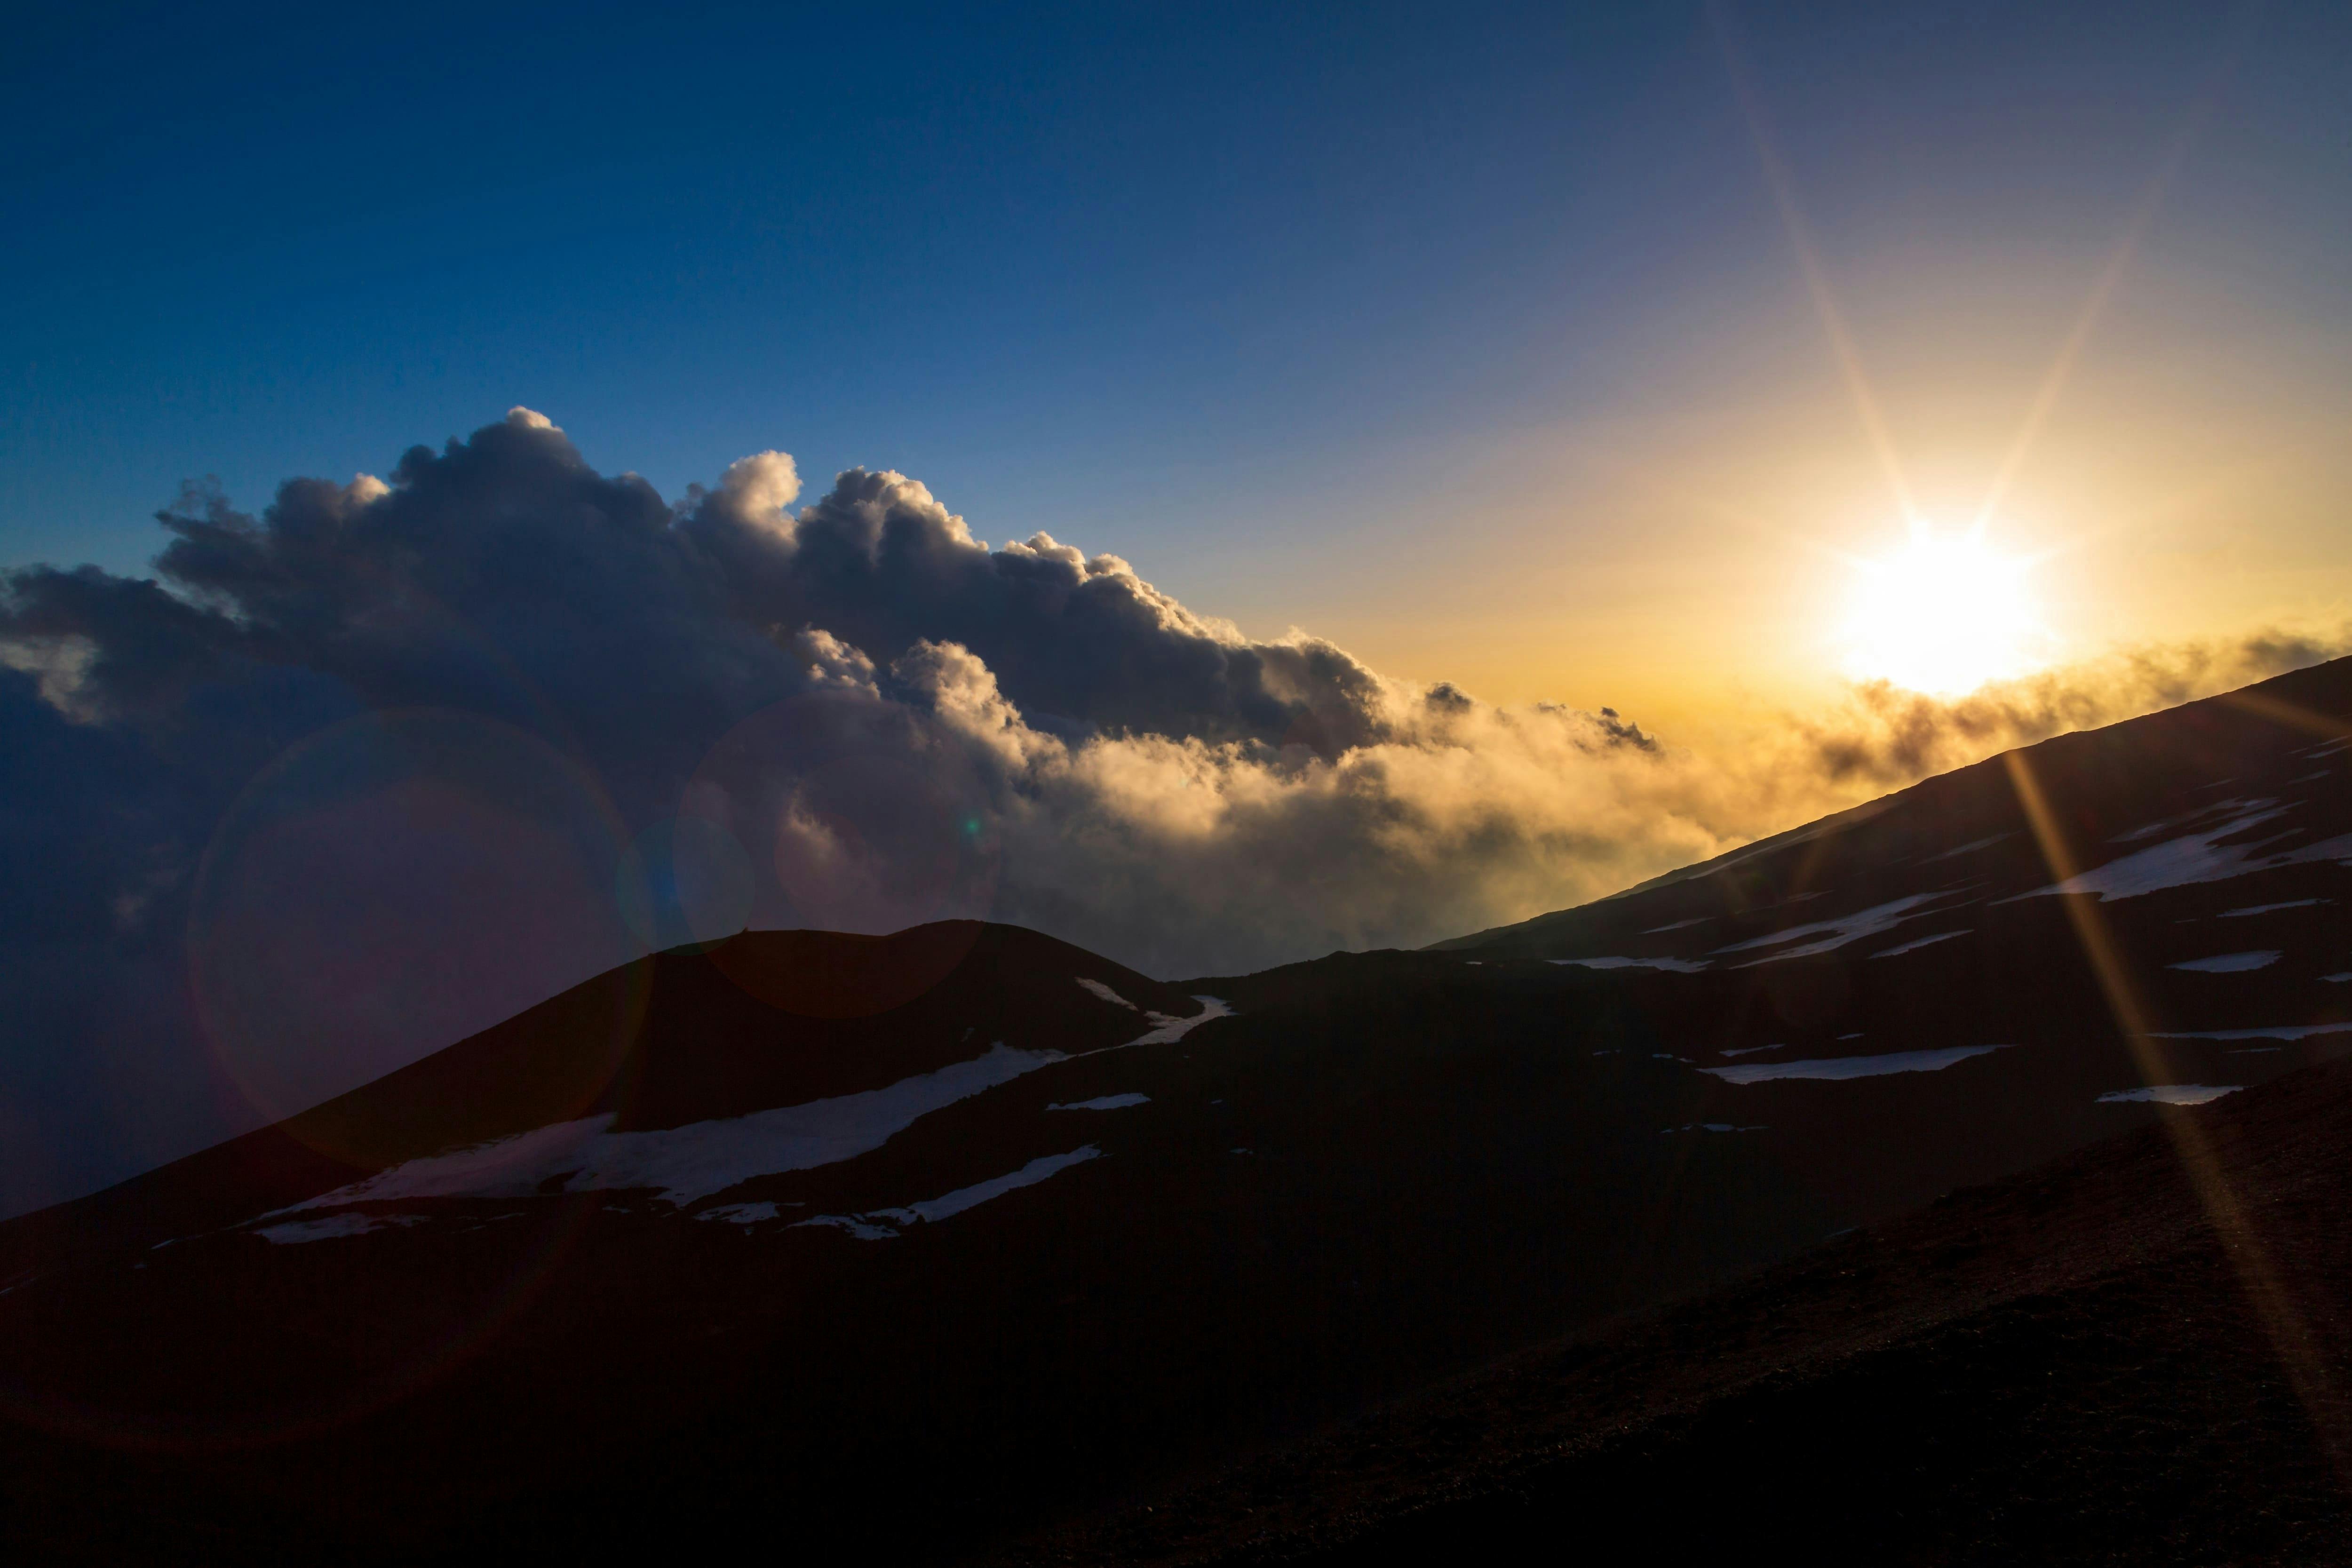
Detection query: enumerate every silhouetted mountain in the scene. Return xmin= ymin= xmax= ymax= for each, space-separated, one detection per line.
xmin=2 ymin=658 xmax=2347 ymax=1564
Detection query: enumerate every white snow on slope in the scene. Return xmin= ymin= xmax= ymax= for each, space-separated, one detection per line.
xmin=698 ymin=1202 xmax=783 ymax=1225
xmin=2097 ymin=1085 xmax=2241 ymax=1106
xmin=2113 ymin=801 xmax=2259 ymax=844
xmin=2149 ymin=1022 xmax=2352 ymax=1042
xmin=2327 ymin=973 xmax=2352 ymax=984
xmin=2008 ymin=805 xmax=2352 ymax=902
xmin=1549 ymin=956 xmax=1710 ymax=973
xmin=267 ymin=1043 xmax=1065 ymax=1214
xmin=794 ymin=1146 xmax=1102 ymax=1240
xmin=1642 ymin=917 xmax=1712 ymax=933
xmin=255 ymin=1213 xmax=429 ymax=1245
xmin=795 ymin=1215 xmax=896 ymax=1241
xmin=2223 ymin=899 xmax=2329 ymax=917
xmin=1703 ymin=1045 xmax=2010 ymax=1084
xmin=1119 ymin=996 xmax=1233 ymax=1047
xmin=1713 ymin=893 xmax=1954 ymax=967
xmin=2169 ymin=952 xmax=2281 ymax=973
xmin=1075 ymin=982 xmax=1236 ymax=1046
xmin=1048 ymin=1094 xmax=1151 ymax=1111
xmin=255 ymin=998 xmax=1233 ymax=1226
xmin=1923 ymin=834 xmax=2011 ymax=863
xmin=1873 ymin=929 xmax=1969 ymax=959
xmin=1076 ymin=978 xmax=1138 ymax=1009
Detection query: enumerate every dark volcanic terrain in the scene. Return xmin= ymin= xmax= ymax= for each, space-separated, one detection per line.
xmin=1 ymin=657 xmax=2349 ymax=1564
xmin=1007 ymin=1057 xmax=2352 ymax=1566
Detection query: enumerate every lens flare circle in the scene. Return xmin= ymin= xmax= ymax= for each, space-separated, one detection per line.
xmin=14 ymin=709 xmax=663 ymax=1454
xmin=188 ymin=707 xmax=644 ymax=1159
xmin=1844 ymin=529 xmax=2041 ymax=696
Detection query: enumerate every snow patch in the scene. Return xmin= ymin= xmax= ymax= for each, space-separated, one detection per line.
xmin=1115 ymin=996 xmax=1233 ymax=1048
xmin=1717 ymin=1044 xmax=1785 ymax=1059
xmin=870 ymin=1146 xmax=1101 ymax=1226
xmin=2150 ymin=1022 xmax=2352 ymax=1042
xmin=1074 ymin=985 xmax=1234 ymax=1049
xmin=2113 ymin=796 xmax=2271 ymax=843
xmin=1923 ymin=834 xmax=2011 ymax=863
xmin=255 ymin=1212 xmax=429 ymax=1245
xmin=2222 ymin=899 xmax=2328 ymax=917
xmin=2169 ymin=951 xmax=2281 ymax=974
xmin=2097 ymin=1084 xmax=2241 ymax=1106
xmin=1048 ymin=1093 xmax=1151 ymax=1111
xmin=1873 ymin=929 xmax=1969 ymax=959
xmin=264 ymin=1042 xmax=1064 ymax=1215
xmin=2009 ymin=806 xmax=2352 ymax=902
xmin=1642 ymin=917 xmax=1712 ymax=933
xmin=795 ymin=1215 xmax=898 ymax=1241
xmin=1549 ymin=956 xmax=1710 ymax=973
xmin=794 ymin=1146 xmax=1104 ymax=1240
xmin=1714 ymin=893 xmax=1955 ymax=966
xmin=1703 ymin=1044 xmax=2010 ymax=1084
xmin=1076 ymin=977 xmax=1138 ymax=1010
xmin=697 ymin=1202 xmax=781 ymax=1225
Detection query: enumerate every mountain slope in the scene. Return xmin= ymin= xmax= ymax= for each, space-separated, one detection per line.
xmin=0 ymin=924 xmax=1827 ymax=1563
xmin=0 ymin=922 xmax=1209 ymax=1274
xmin=0 ymin=657 xmax=2347 ymax=1563
xmin=1014 ymin=1053 xmax=2352 ymax=1566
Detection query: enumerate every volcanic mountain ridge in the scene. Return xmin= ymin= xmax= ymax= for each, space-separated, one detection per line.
xmin=1 ymin=655 xmax=2348 ymax=1563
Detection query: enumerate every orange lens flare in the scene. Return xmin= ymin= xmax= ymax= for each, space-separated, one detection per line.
xmin=2004 ymin=748 xmax=2349 ymax=1474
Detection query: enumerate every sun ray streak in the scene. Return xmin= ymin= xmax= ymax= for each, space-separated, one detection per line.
xmin=1709 ymin=4 xmax=1917 ymax=528
xmin=1971 ymin=92 xmax=2221 ymax=536
xmin=2004 ymin=749 xmax=2349 ymax=1475
xmin=2219 ymin=689 xmax=2352 ymax=745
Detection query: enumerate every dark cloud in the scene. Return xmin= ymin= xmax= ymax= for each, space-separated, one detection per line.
xmin=677 ymin=453 xmax=1400 ymax=756
xmin=0 ymin=408 xmax=2338 ymax=1212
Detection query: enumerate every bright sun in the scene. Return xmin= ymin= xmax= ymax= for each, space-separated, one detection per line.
xmin=1843 ymin=529 xmax=2040 ymax=696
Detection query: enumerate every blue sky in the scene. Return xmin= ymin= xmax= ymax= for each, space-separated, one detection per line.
xmin=7 ymin=0 xmax=2349 ymax=716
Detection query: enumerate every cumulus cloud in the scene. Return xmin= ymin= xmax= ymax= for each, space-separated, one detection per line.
xmin=0 ymin=410 xmax=2338 ymax=1211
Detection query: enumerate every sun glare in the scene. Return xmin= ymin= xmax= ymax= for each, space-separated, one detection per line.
xmin=1843 ymin=529 xmax=2040 ymax=696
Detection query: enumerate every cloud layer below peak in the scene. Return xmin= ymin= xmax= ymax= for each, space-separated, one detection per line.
xmin=0 ymin=411 xmax=2340 ymax=1213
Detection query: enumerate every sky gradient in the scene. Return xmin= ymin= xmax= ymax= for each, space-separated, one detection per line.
xmin=9 ymin=0 xmax=2350 ymax=733
xmin=5 ymin=0 xmax=2352 ymax=1211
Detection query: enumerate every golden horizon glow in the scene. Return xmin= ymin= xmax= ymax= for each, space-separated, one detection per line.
xmin=1842 ymin=526 xmax=2043 ymax=697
